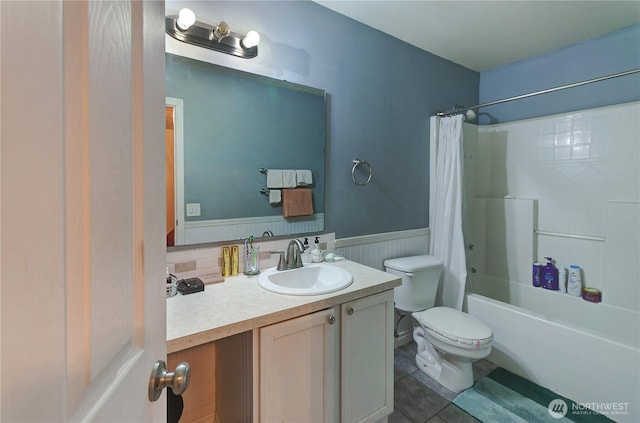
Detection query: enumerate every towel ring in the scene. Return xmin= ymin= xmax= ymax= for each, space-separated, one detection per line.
xmin=351 ymin=159 xmax=372 ymax=186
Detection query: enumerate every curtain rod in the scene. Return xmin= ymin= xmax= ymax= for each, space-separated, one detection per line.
xmin=436 ymin=68 xmax=640 ymax=117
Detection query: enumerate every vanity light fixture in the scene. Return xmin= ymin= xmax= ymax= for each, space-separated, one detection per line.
xmin=166 ymin=8 xmax=260 ymax=59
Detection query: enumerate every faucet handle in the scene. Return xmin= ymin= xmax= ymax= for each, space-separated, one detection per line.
xmin=295 ymin=251 xmax=304 ymax=268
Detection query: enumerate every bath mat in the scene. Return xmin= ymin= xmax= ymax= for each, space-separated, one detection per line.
xmin=453 ymin=368 xmax=615 ymax=423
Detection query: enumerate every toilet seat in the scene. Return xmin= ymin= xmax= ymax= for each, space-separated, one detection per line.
xmin=413 ymin=307 xmax=493 ymax=350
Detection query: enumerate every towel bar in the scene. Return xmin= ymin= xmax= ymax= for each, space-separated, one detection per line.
xmin=352 ymin=159 xmax=372 ymax=186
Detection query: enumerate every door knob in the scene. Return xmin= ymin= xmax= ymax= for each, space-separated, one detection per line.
xmin=346 ymin=306 xmax=354 ymax=315
xmin=148 ymin=360 xmax=191 ymax=402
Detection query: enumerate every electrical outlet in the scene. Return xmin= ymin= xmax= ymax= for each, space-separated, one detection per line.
xmin=186 ymin=203 xmax=201 ymax=217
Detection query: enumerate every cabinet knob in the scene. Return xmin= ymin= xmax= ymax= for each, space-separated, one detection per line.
xmin=347 ymin=306 xmax=354 ymax=315
xmin=328 ymin=315 xmax=336 ymax=325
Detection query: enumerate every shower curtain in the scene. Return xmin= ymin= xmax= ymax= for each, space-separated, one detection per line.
xmin=430 ymin=115 xmax=466 ymax=310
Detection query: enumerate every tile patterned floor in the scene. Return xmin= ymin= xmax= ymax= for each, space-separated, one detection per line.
xmin=391 ymin=342 xmax=496 ymax=423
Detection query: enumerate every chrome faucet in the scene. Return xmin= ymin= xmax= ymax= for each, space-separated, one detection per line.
xmin=271 ymin=239 xmax=305 ymax=270
xmin=285 ymin=239 xmax=305 ymax=270
xmin=261 ymin=230 xmax=274 ymax=237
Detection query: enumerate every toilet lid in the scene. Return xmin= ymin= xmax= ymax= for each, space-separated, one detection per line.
xmin=413 ymin=307 xmax=493 ymax=346
xmin=384 ymin=255 xmax=442 ymax=273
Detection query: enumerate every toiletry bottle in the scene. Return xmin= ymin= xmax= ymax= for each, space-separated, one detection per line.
xmin=558 ymin=266 xmax=567 ymax=293
xmin=311 ymin=236 xmax=322 ymax=263
xmin=542 ymin=257 xmax=559 ymax=290
xmin=300 ymin=237 xmax=310 ymax=263
xmin=532 ymin=262 xmax=542 ymax=287
xmin=567 ymin=265 xmax=583 ymax=297
xmin=231 ymin=245 xmax=239 ymax=276
xmin=222 ymin=246 xmax=231 ymax=277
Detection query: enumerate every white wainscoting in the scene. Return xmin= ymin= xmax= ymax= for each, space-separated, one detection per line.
xmin=334 ymin=228 xmax=429 ymax=271
xmin=335 ymin=228 xmax=430 ymax=348
xmin=183 ymin=213 xmax=324 ymax=244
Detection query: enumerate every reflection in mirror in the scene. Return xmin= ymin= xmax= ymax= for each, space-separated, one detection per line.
xmin=165 ymin=54 xmax=326 ymax=247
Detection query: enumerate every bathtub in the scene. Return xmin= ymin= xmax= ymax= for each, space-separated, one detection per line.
xmin=466 ymin=277 xmax=640 ymax=423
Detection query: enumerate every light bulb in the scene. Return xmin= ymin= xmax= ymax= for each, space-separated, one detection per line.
xmin=176 ymin=8 xmax=196 ymax=31
xmin=212 ymin=21 xmax=230 ymax=41
xmin=241 ymin=31 xmax=261 ymax=48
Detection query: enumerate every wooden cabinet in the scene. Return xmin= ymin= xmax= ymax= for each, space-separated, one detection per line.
xmin=341 ymin=290 xmax=394 ymax=423
xmin=259 ymin=290 xmax=394 ymax=423
xmin=169 ymin=290 xmax=395 ymax=423
xmin=259 ymin=307 xmax=340 ymax=423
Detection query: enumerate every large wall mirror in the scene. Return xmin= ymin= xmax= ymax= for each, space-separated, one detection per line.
xmin=165 ymin=53 xmax=326 ymax=247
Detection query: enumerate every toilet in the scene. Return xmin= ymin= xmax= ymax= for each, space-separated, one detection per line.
xmin=384 ymin=255 xmax=493 ymax=393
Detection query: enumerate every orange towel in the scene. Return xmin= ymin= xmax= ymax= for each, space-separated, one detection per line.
xmin=282 ymin=188 xmax=313 ymax=217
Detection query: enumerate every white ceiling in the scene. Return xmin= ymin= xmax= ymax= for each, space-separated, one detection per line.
xmin=313 ymin=1 xmax=640 ymax=72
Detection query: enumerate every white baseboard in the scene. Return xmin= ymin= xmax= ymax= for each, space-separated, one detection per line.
xmin=394 ymin=329 xmax=414 ymax=349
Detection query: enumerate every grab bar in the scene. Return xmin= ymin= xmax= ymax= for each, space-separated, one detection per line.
xmin=534 ymin=229 xmax=604 ymax=242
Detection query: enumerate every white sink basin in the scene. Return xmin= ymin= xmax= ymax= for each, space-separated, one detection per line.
xmin=257 ymin=263 xmax=353 ymax=296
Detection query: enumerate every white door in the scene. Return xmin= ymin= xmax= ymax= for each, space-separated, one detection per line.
xmin=1 ymin=1 xmax=167 ymax=421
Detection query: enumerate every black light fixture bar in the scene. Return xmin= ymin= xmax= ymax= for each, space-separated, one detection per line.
xmin=165 ymin=15 xmax=258 ymax=59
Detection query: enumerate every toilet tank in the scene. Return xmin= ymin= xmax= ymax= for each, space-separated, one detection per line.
xmin=384 ymin=255 xmax=443 ymax=312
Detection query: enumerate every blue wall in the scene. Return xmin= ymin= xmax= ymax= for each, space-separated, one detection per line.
xmin=166 ymin=0 xmax=479 ymax=238
xmin=478 ymin=23 xmax=640 ymax=124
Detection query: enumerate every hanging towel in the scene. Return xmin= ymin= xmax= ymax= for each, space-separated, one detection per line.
xmin=266 ymin=169 xmax=284 ymax=188
xmin=282 ymin=170 xmax=297 ymax=188
xmin=296 ymin=169 xmax=313 ymax=186
xmin=282 ymin=188 xmax=313 ymax=217
xmin=269 ymin=189 xmax=281 ymax=205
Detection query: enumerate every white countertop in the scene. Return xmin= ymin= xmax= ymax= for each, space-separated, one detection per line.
xmin=166 ymin=260 xmax=401 ymax=353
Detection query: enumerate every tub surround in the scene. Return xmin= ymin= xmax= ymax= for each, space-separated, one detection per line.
xmin=459 ymin=101 xmax=640 ymax=423
xmin=167 ymin=259 xmax=401 ymax=353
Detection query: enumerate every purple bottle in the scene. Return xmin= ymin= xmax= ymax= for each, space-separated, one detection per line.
xmin=532 ymin=262 xmax=542 ymax=287
xmin=542 ymin=257 xmax=559 ymax=290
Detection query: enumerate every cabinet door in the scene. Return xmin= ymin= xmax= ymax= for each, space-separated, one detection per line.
xmin=260 ymin=308 xmax=339 ymax=423
xmin=341 ymin=290 xmax=395 ymax=423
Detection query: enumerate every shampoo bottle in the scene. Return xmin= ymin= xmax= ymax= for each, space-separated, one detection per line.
xmin=542 ymin=257 xmax=559 ymax=290
xmin=567 ymin=265 xmax=583 ymax=297
xmin=558 ymin=266 xmax=567 ymax=293
xmin=532 ymin=262 xmax=542 ymax=287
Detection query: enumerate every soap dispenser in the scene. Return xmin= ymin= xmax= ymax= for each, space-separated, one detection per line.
xmin=542 ymin=257 xmax=559 ymax=290
xmin=311 ymin=236 xmax=322 ymax=263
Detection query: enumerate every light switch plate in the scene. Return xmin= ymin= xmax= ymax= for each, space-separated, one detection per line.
xmin=186 ymin=203 xmax=201 ymax=217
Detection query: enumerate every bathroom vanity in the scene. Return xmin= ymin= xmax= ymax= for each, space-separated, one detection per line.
xmin=167 ymin=260 xmax=400 ymax=423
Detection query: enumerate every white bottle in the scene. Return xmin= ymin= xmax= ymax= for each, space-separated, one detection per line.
xmin=558 ymin=266 xmax=567 ymax=293
xmin=567 ymin=265 xmax=582 ymax=297
xmin=311 ymin=236 xmax=322 ymax=263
